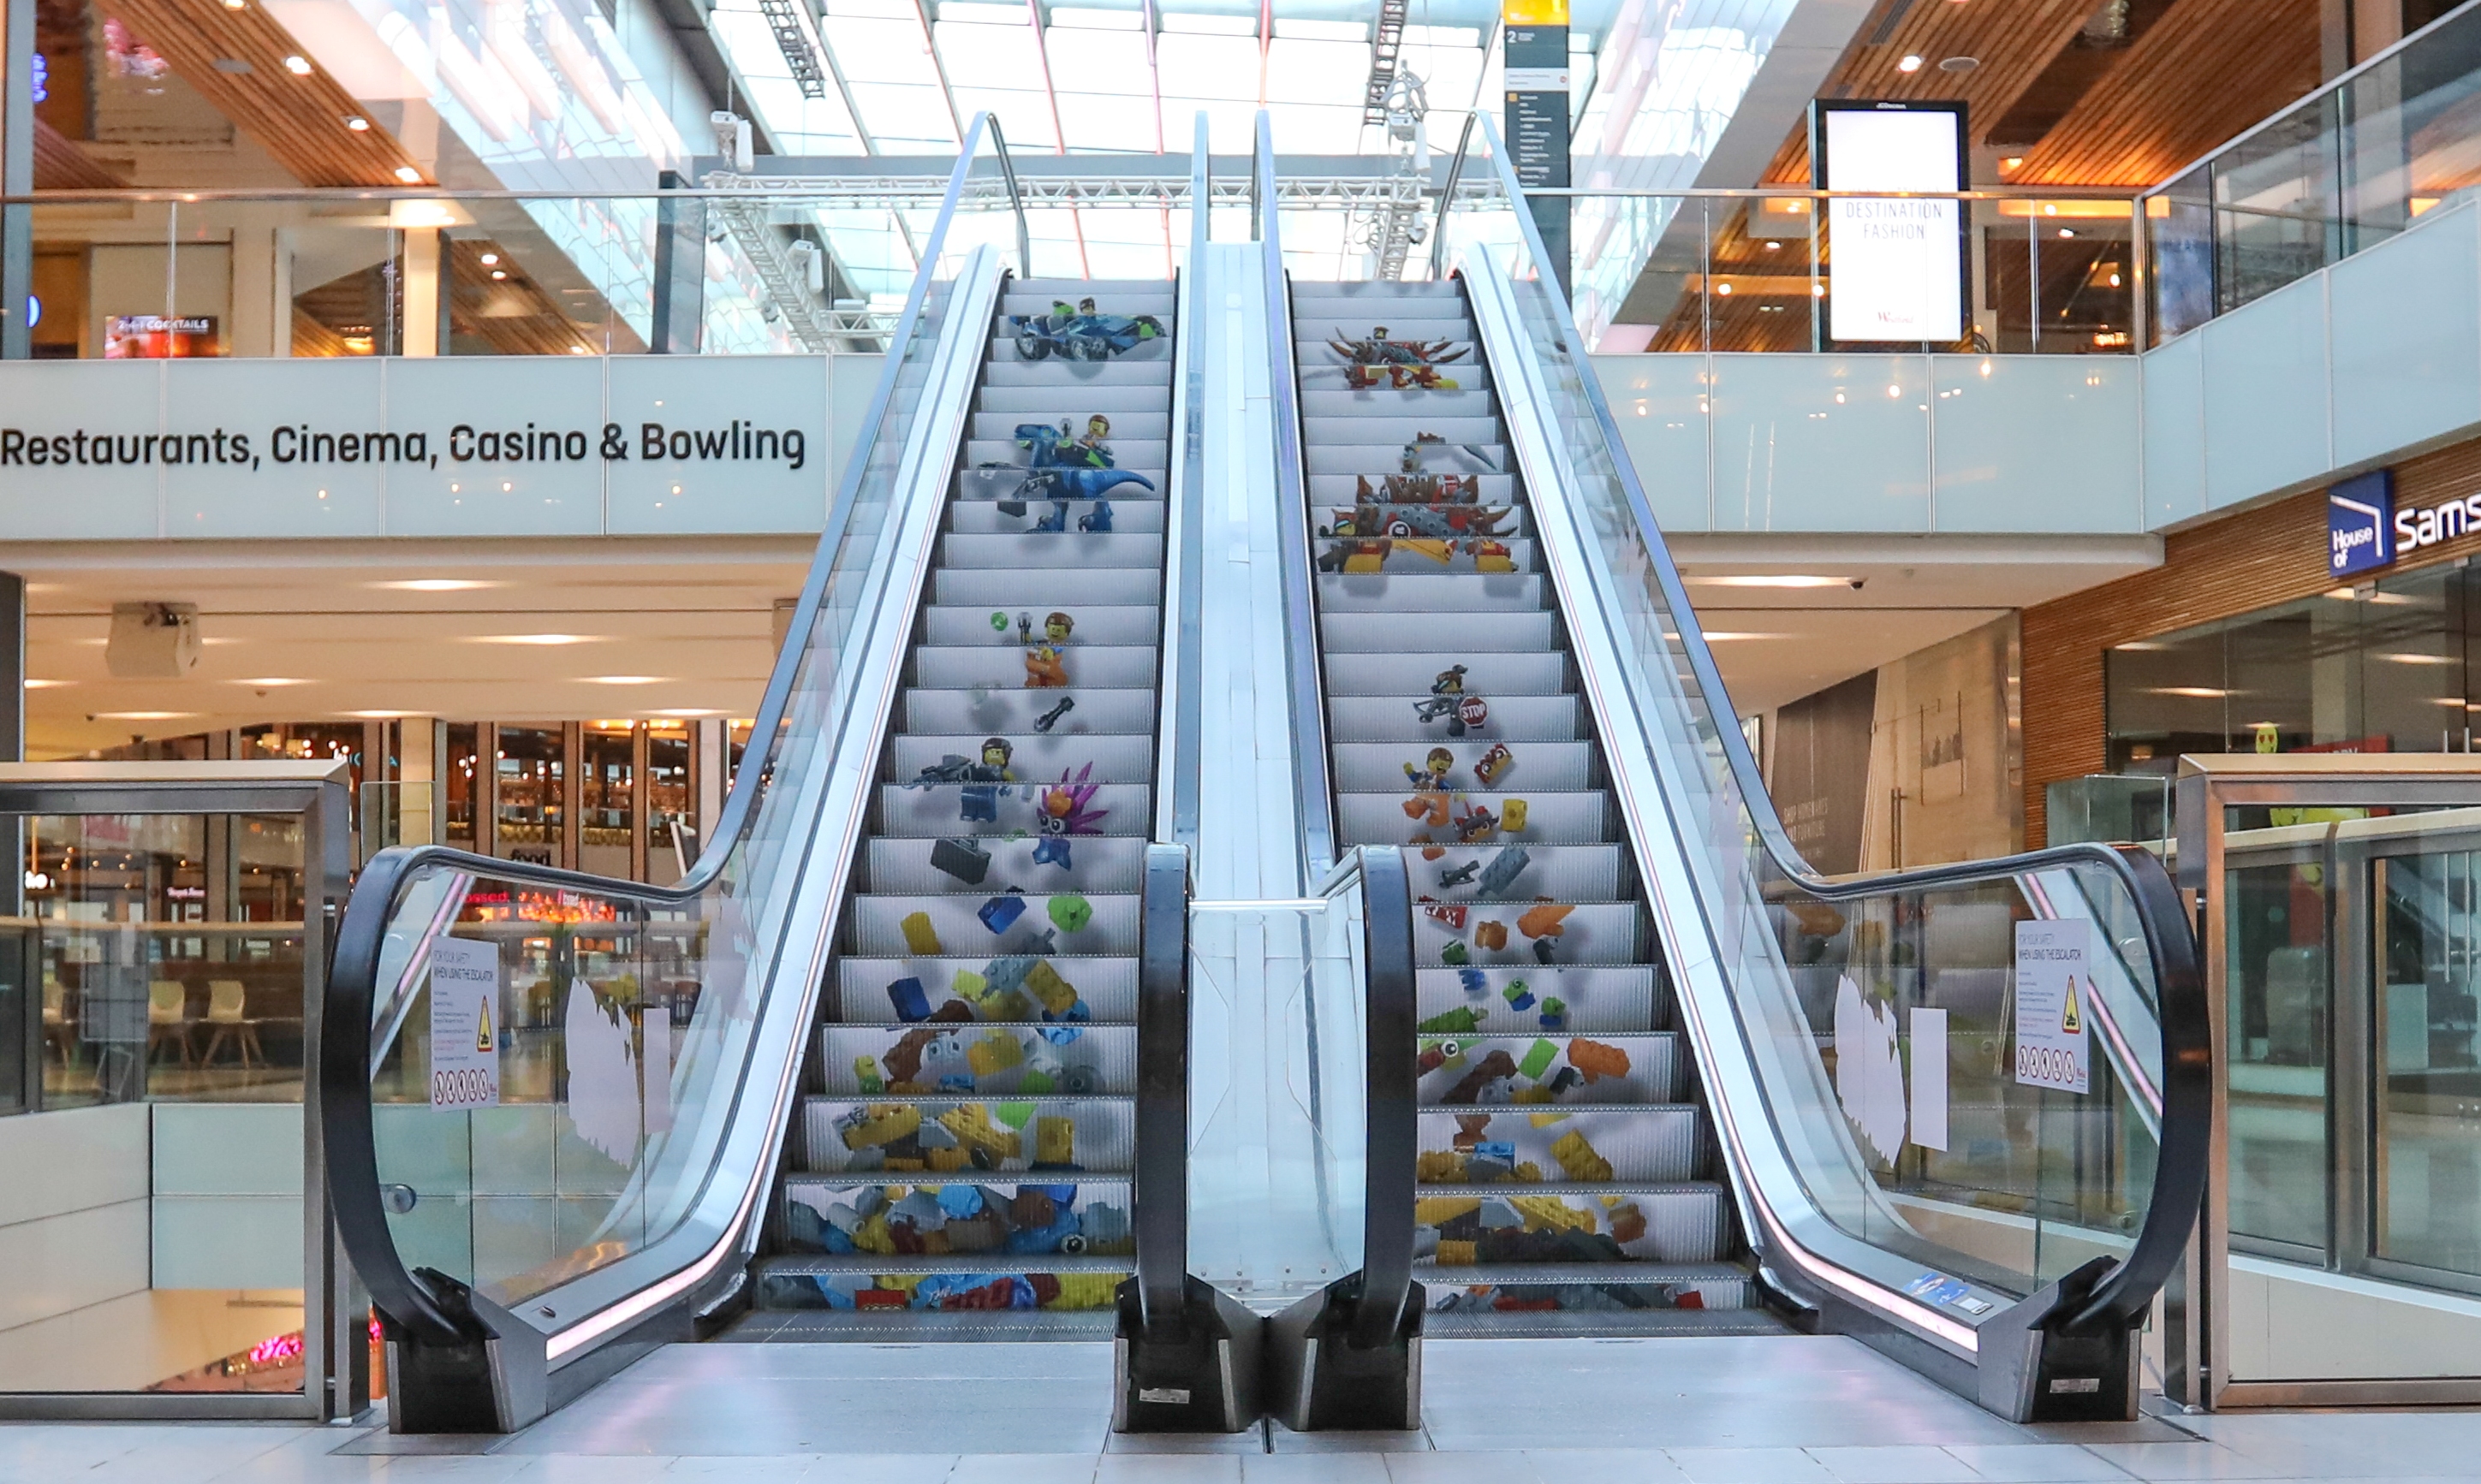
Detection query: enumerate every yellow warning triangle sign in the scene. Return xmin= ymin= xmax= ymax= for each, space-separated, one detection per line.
xmin=2061 ymin=976 xmax=2083 ymax=1036
xmin=477 ymin=998 xmax=496 ymax=1054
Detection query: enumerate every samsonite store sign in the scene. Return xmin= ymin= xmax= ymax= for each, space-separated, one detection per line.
xmin=0 ymin=356 xmax=872 ymax=540
xmin=2329 ymin=466 xmax=2481 ymax=579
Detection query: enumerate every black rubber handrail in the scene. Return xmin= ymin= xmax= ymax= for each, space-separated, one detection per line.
xmin=1133 ymin=843 xmax=1193 ymax=1337
xmin=1349 ymin=846 xmax=1419 ymax=1350
xmin=321 ymin=112 xmax=1026 ymax=1352
xmin=1458 ymin=116 xmax=2208 ymax=1336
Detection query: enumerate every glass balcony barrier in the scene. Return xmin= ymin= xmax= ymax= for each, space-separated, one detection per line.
xmin=2145 ymin=1 xmax=2481 ymax=339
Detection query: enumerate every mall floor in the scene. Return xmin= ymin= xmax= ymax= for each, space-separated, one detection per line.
xmin=8 ymin=1337 xmax=2480 ymax=1484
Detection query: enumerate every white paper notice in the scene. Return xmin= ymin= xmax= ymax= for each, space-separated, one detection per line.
xmin=428 ymin=938 xmax=501 ymax=1109
xmin=642 ymin=1000 xmax=673 ymax=1137
xmin=1910 ymin=1006 xmax=1949 ymax=1151
xmin=2014 ymin=919 xmax=2091 ymax=1094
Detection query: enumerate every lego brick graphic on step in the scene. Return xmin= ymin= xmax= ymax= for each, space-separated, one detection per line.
xmin=1412 ymin=1185 xmax=1728 ymax=1265
xmin=819 ymin=1024 xmax=1134 ymax=1098
xmin=800 ymin=1096 xmax=1134 ymax=1175
xmin=1413 ymin=1107 xmax=1705 ymax=1184
xmin=782 ymin=1178 xmax=1134 ymax=1259
xmin=1416 ymin=1031 xmax=1681 ymax=1104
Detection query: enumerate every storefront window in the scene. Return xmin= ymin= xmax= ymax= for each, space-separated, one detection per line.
xmin=579 ymin=723 xmax=635 ymax=878
xmin=2107 ymin=561 xmax=2479 ymax=767
xmin=495 ymin=726 xmax=562 ymax=867
xmin=444 ymin=723 xmax=480 ymax=849
xmin=646 ymin=722 xmax=693 ymax=885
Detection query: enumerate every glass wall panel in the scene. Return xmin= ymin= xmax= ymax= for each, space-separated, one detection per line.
xmin=578 ymin=723 xmax=634 ymax=879
xmin=493 ymin=725 xmax=563 ymax=867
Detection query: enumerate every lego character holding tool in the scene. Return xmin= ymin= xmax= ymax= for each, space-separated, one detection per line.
xmin=1024 ymin=611 xmax=1074 ymax=688
xmin=1406 ymin=746 xmax=1456 ymax=792
xmin=1413 ymin=666 xmax=1490 ymax=737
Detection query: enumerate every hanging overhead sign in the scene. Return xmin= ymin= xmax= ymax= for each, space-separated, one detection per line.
xmin=1503 ymin=0 xmax=1572 ymax=294
xmin=1813 ymin=100 xmax=1969 ymax=347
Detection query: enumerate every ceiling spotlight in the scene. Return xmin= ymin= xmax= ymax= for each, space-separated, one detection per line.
xmin=1896 ymin=54 xmax=1923 ymax=72
xmin=283 ymin=54 xmax=313 ymax=74
xmin=1938 ymin=56 xmax=1978 ymax=71
xmin=2002 ymin=156 xmax=2025 ymax=169
xmin=1715 ymin=281 xmax=1733 ymax=295
xmin=395 ymin=165 xmax=423 ymax=184
xmin=344 ymin=115 xmax=369 ymax=131
xmin=491 ymin=270 xmax=508 ymax=280
xmin=585 ymin=676 xmax=667 ymax=686
xmin=21 ymin=679 xmax=69 ymax=689
xmin=2059 ymin=228 xmax=2075 ymax=238
xmin=235 ymin=677 xmax=310 ymax=686
xmin=479 ymin=252 xmax=500 ymax=265
xmin=473 ymin=633 xmax=598 ymax=645
xmin=374 ymin=578 xmax=496 ymax=592
xmin=1685 ymin=574 xmax=1865 ymax=590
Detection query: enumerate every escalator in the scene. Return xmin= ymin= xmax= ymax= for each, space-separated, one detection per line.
xmin=741 ymin=276 xmax=1173 ymax=1333
xmin=317 ymin=121 xmax=1217 ymax=1431
xmin=1296 ymin=277 xmax=1776 ymax=1333
xmin=1261 ymin=115 xmax=2212 ymax=1429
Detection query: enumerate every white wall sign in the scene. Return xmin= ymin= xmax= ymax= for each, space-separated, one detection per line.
xmin=428 ymin=937 xmax=502 ymax=1109
xmin=1909 ymin=1006 xmax=1949 ymax=1150
xmin=2014 ymin=918 xmax=2091 ymax=1094
xmin=1822 ymin=106 xmax=1966 ymax=345
xmin=0 ymin=354 xmax=883 ymax=541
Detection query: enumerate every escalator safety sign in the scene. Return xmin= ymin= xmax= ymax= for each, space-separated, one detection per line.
xmin=430 ymin=938 xmax=503 ymax=1109
xmin=2014 ymin=920 xmax=2090 ymax=1094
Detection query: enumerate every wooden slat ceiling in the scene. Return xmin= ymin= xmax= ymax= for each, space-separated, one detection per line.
xmin=1752 ymin=0 xmax=2322 ymax=189
xmin=98 ymin=0 xmax=431 ymax=188
xmin=2008 ymin=0 xmax=2323 ymax=185
xmin=1761 ymin=0 xmax=2103 ymax=184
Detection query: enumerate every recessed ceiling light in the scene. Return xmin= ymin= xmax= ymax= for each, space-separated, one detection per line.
xmin=584 ymin=675 xmax=666 ymax=686
xmin=1685 ymin=574 xmax=1865 ymax=590
xmin=1938 ymin=56 xmax=1978 ymax=71
xmin=2002 ymin=156 xmax=2025 ymax=169
xmin=92 ymin=711 xmax=196 ymax=721
xmin=2382 ymin=652 xmax=2458 ymax=665
xmin=283 ymin=54 xmax=313 ymax=74
xmin=479 ymin=252 xmax=500 ymax=265
xmin=235 ymin=677 xmax=310 ymax=686
xmin=344 ymin=115 xmax=370 ymax=131
xmin=491 ymin=270 xmax=508 ymax=280
xmin=473 ymin=633 xmax=597 ymax=645
xmin=1896 ymin=53 xmax=1923 ymax=72
xmin=21 ymin=679 xmax=68 ymax=689
xmin=373 ymin=578 xmax=497 ymax=592
xmin=395 ymin=166 xmax=423 ymax=184
xmin=343 ymin=709 xmax=428 ymax=718
xmin=1699 ymin=632 xmax=1780 ymax=642
xmin=2147 ymin=686 xmax=2230 ymax=698
xmin=656 ymin=708 xmax=726 ymax=717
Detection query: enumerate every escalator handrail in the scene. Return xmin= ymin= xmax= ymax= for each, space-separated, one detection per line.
xmin=1133 ymin=843 xmax=1193 ymax=1335
xmin=1158 ymin=111 xmax=1210 ymax=849
xmin=1255 ymin=109 xmax=1341 ymax=880
xmin=321 ymin=115 xmax=1018 ymax=1350
xmin=1455 ymin=116 xmax=2209 ymax=1337
xmin=1350 ymin=844 xmax=1419 ymax=1348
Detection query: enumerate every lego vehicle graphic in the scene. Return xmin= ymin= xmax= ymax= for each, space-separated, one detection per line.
xmin=1010 ymin=299 xmax=1168 ymax=361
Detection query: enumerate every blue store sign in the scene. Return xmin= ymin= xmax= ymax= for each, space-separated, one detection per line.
xmin=2329 ymin=469 xmax=2395 ymax=579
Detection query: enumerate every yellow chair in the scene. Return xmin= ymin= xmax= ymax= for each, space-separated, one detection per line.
xmin=147 ymin=980 xmax=193 ymax=1065
xmin=198 ymin=980 xmax=262 ymax=1071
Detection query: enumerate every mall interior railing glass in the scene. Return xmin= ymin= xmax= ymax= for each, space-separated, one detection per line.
xmin=1409 ymin=118 xmax=2213 ymax=1423
xmin=318 ymin=116 xmax=1033 ymax=1434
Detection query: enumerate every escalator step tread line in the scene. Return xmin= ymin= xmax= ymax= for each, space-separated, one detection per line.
xmin=744 ymin=276 xmax=1174 ymax=1332
xmin=1296 ymin=279 xmax=1780 ymax=1336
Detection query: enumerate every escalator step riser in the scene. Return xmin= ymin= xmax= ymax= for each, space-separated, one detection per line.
xmin=979 ymin=388 xmax=1172 ymax=414
xmin=818 ymin=1024 xmax=1137 ymax=1098
xmin=984 ymin=362 xmax=1171 ymax=388
xmin=1336 ymin=789 xmax=1610 ymax=846
xmin=878 ymin=783 xmax=1151 ymax=840
xmin=1324 ymin=650 xmax=1566 ymax=696
xmin=1407 ymin=900 xmax=1641 ymax=966
xmin=913 ymin=644 xmax=1160 ymax=689
xmin=1413 ymin=1032 xmax=1681 ymax=1105
xmin=1413 ymin=966 xmax=1667 ymax=1036
xmin=1425 ymin=1275 xmax=1759 ymax=1315
xmin=754 ymin=1265 xmax=1129 ymax=1315
xmin=950 ymin=502 xmax=1166 ymax=536
xmin=782 ymin=1177 xmax=1134 ymax=1263
xmin=1324 ymin=695 xmax=1582 ymax=741
xmin=835 ymin=955 xmax=1139 ymax=1022
xmin=800 ymin=1096 xmax=1134 ymax=1177
xmin=972 ymin=412 xmax=1171 ymax=442
xmin=967 ymin=438 xmax=1170 ymax=466
xmin=1301 ymin=390 xmax=1499 ymax=418
xmin=901 ymin=687 xmax=1157 ymax=734
xmin=1316 ymin=574 xmax=1547 ymax=613
xmin=1304 ymin=365 xmax=1494 ymax=393
xmin=990 ymin=341 xmax=1170 ymax=365
xmin=1308 ymin=472 xmax=1518 ymax=502
xmin=889 ymin=734 xmax=1155 ymax=783
xmin=1306 ymin=445 xmax=1506 ymax=477
xmin=1398 ymin=840 xmax=1623 ymax=898
xmin=1295 ymin=319 xmax=1474 ymax=347
xmin=934 ymin=569 xmax=1163 ymax=606
xmin=1321 ymin=611 xmax=1556 ymax=653
xmin=848 ymin=893 xmax=1140 ymax=958
xmin=1414 ymin=1185 xmax=1728 ymax=1265
xmin=1415 ymin=1107 xmax=1704 ymax=1184
xmin=938 ymin=534 xmax=1165 ymax=569
xmin=919 ymin=607 xmax=1162 ymax=647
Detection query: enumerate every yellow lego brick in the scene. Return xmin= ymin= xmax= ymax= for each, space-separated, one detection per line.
xmin=1416 ymin=1196 xmax=1482 ymax=1226
xmin=1416 ymin=1149 xmax=1469 ymax=1182
xmin=1401 ymin=538 xmax=1454 ymax=565
xmin=937 ymin=1104 xmax=1024 ymax=1161
xmin=1344 ymin=553 xmax=1385 ymax=574
xmin=1048 ymin=1272 xmax=1122 ymax=1309
xmin=1034 ymin=1115 xmax=1075 ymax=1166
xmin=1513 ymin=1088 xmax=1553 ymax=1104
xmin=884 ymin=1158 xmax=924 ymax=1172
xmin=1436 ymin=1239 xmax=1477 ymax=1265
xmin=1550 ymin=1129 xmax=1613 ymax=1183
xmin=967 ymin=1030 xmax=1026 ymax=1077
xmin=877 ymin=1273 xmax=925 ymax=1295
xmin=854 ymin=1213 xmax=895 ymax=1255
xmin=1025 ymin=960 xmax=1080 ymax=1015
xmin=950 ymin=970 xmax=989 ymax=1003
xmin=901 ymin=911 xmax=943 ymax=956
xmin=1514 ymin=1162 xmax=1543 ymax=1183
xmin=925 ymin=1147 xmax=969 ymax=1172
xmin=1476 ymin=555 xmax=1517 ymax=573
xmin=840 ymin=1103 xmax=923 ymax=1149
xmin=1511 ymin=1195 xmax=1595 ymax=1233
xmin=1527 ymin=1111 xmax=1571 ymax=1128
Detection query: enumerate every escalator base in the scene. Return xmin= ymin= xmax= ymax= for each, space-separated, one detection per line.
xmin=1419 ymin=1310 xmax=1788 ymax=1339
xmin=719 ymin=1309 xmax=1118 ymax=1343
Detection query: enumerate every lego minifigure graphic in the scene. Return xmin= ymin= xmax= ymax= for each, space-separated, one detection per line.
xmin=1038 ymin=763 xmax=1109 ymax=836
xmin=1024 ymin=612 xmax=1074 ymax=688
xmin=1406 ymin=745 xmax=1456 ymax=791
xmin=1413 ymin=666 xmax=1487 ymax=735
xmin=980 ymin=737 xmax=1015 ymax=780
